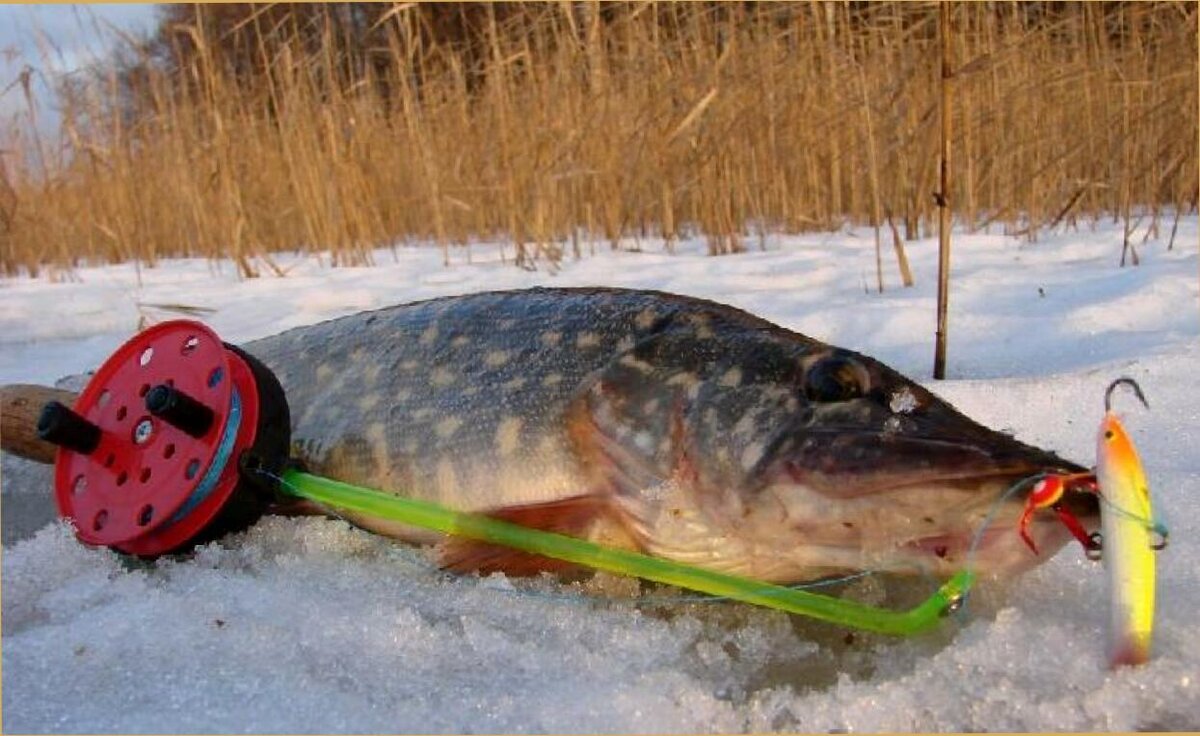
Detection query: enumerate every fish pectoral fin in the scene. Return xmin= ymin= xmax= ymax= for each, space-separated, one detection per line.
xmin=437 ymin=494 xmax=612 ymax=577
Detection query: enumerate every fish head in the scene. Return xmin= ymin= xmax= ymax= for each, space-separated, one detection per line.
xmin=690 ymin=347 xmax=1098 ymax=581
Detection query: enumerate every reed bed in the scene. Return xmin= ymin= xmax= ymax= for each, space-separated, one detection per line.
xmin=1 ymin=2 xmax=1195 ymax=277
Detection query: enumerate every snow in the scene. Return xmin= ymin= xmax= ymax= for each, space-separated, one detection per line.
xmin=2 ymin=219 xmax=1199 ymax=732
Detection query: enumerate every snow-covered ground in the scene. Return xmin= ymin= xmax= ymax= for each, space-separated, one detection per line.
xmin=2 ymin=219 xmax=1198 ymax=732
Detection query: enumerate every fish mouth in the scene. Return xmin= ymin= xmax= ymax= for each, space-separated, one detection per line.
xmin=769 ymin=430 xmax=1100 ymax=578
xmin=776 ymin=427 xmax=1085 ymax=495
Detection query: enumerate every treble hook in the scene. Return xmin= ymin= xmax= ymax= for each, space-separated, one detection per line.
xmin=1105 ymin=377 xmax=1149 ymax=413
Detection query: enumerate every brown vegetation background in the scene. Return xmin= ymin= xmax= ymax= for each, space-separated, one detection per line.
xmin=1 ymin=2 xmax=1196 ymax=277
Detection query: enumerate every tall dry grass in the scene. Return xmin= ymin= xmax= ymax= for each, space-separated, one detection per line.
xmin=1 ymin=2 xmax=1196 ymax=278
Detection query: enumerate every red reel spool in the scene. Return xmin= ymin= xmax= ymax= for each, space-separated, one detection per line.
xmin=49 ymin=320 xmax=286 ymax=556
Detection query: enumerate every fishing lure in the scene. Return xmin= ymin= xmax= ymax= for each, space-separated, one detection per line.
xmin=1095 ymin=377 xmax=1165 ymax=667
xmin=1014 ymin=378 xmax=1166 ymax=667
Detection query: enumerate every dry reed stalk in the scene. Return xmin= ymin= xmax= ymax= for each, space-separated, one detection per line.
xmin=934 ymin=1 xmax=953 ymax=381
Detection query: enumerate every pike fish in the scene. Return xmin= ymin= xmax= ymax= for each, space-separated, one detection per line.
xmin=243 ymin=287 xmax=1098 ymax=583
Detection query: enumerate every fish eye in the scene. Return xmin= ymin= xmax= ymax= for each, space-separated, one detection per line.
xmin=803 ymin=356 xmax=868 ymax=402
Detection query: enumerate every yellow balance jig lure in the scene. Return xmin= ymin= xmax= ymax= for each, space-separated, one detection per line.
xmin=1095 ymin=377 xmax=1166 ymax=668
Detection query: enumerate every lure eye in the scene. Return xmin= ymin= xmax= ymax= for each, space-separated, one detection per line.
xmin=803 ymin=356 xmax=868 ymax=402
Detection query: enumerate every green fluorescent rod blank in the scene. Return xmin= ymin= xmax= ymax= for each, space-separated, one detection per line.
xmin=280 ymin=469 xmax=974 ymax=636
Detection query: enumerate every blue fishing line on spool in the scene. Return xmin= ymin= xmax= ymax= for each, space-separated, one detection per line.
xmin=165 ymin=389 xmax=243 ymax=526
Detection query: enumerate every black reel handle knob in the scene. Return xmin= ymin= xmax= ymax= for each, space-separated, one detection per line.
xmin=145 ymin=384 xmax=215 ymax=438
xmin=37 ymin=401 xmax=101 ymax=455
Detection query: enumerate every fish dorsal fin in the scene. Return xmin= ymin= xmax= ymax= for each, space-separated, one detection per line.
xmin=437 ymin=494 xmax=614 ymax=577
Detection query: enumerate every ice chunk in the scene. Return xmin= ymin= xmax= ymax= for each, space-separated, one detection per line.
xmin=889 ymin=386 xmax=919 ymax=414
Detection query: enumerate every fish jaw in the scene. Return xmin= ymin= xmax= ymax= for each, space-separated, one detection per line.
xmin=736 ymin=408 xmax=1099 ymax=580
xmin=754 ymin=470 xmax=1095 ymax=581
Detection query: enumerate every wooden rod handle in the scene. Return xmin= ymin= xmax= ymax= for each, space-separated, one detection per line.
xmin=1 ymin=384 xmax=79 ymax=465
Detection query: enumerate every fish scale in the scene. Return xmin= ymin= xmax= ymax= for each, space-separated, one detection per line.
xmin=239 ymin=287 xmax=1097 ymax=583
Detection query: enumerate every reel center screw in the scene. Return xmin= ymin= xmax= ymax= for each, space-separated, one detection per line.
xmin=133 ymin=418 xmax=154 ymax=445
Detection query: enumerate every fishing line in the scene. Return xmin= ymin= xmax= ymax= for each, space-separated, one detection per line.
xmin=954 ymin=472 xmax=1048 ymax=620
xmin=964 ymin=474 xmax=1043 ymax=570
xmin=166 ymin=389 xmax=243 ymax=525
xmin=1094 ymin=491 xmax=1169 ymax=549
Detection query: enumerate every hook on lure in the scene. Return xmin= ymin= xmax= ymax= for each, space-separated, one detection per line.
xmin=1105 ymin=377 xmax=1149 ymax=413
xmin=1100 ymin=376 xmax=1165 ymax=549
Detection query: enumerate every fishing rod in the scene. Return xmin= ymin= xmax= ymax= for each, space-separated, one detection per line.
xmin=18 ymin=319 xmax=975 ymax=635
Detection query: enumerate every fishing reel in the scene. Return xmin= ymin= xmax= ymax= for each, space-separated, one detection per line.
xmin=36 ymin=321 xmax=292 ymax=557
